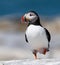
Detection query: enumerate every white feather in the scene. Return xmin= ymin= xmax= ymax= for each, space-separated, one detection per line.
xmin=24 ymin=12 xmax=37 ymax=22
xmin=26 ymin=25 xmax=48 ymax=50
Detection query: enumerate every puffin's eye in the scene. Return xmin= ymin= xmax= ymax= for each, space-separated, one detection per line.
xmin=30 ymin=14 xmax=33 ymax=16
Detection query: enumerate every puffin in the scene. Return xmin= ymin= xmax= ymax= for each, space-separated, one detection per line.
xmin=21 ymin=11 xmax=51 ymax=59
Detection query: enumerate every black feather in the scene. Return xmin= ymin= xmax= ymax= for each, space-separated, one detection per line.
xmin=44 ymin=28 xmax=51 ymax=42
xmin=44 ymin=28 xmax=51 ymax=51
xmin=25 ymin=34 xmax=28 ymax=43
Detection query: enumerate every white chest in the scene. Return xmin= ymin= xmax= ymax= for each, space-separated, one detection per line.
xmin=26 ymin=25 xmax=45 ymax=38
xmin=26 ymin=25 xmax=48 ymax=49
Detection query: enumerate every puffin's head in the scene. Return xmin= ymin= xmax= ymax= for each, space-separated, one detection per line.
xmin=21 ymin=11 xmax=40 ymax=25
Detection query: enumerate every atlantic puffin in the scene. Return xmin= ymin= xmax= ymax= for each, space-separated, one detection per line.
xmin=21 ymin=11 xmax=51 ymax=59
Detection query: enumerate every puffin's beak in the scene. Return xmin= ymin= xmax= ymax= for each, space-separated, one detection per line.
xmin=21 ymin=16 xmax=29 ymax=23
xmin=21 ymin=16 xmax=25 ymax=22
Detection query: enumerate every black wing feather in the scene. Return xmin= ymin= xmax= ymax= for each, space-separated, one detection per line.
xmin=44 ymin=28 xmax=51 ymax=42
xmin=25 ymin=34 xmax=28 ymax=43
xmin=44 ymin=28 xmax=51 ymax=51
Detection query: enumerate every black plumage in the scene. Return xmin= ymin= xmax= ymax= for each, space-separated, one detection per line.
xmin=44 ymin=28 xmax=51 ymax=50
xmin=44 ymin=28 xmax=51 ymax=42
xmin=25 ymin=34 xmax=28 ymax=43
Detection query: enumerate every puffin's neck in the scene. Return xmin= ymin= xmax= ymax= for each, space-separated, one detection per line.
xmin=28 ymin=17 xmax=42 ymax=27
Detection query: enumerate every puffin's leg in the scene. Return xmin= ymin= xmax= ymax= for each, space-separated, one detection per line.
xmin=43 ymin=48 xmax=47 ymax=55
xmin=38 ymin=48 xmax=47 ymax=55
xmin=33 ymin=50 xmax=37 ymax=59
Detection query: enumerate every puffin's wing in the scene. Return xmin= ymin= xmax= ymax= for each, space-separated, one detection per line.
xmin=44 ymin=28 xmax=51 ymax=51
xmin=44 ymin=28 xmax=51 ymax=42
xmin=25 ymin=34 xmax=28 ymax=43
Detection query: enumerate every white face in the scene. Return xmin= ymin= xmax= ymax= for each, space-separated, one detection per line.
xmin=24 ymin=12 xmax=38 ymax=22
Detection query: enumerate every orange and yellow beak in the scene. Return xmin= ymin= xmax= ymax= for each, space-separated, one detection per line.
xmin=21 ymin=16 xmax=29 ymax=23
xmin=21 ymin=16 xmax=25 ymax=22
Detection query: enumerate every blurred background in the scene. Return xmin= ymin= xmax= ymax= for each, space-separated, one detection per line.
xmin=0 ymin=0 xmax=60 ymax=60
